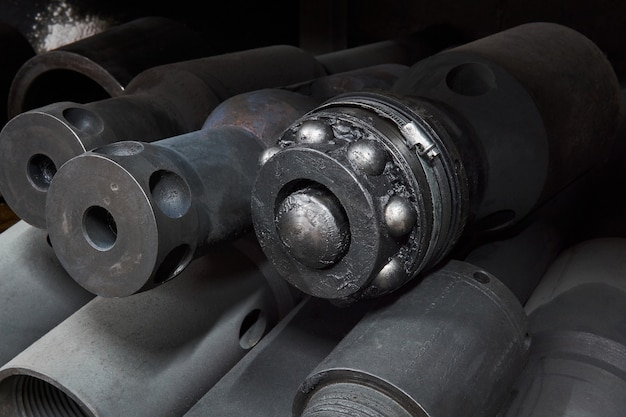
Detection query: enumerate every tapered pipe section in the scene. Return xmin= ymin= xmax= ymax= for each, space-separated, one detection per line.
xmin=0 ymin=23 xmax=35 ymax=126
xmin=7 ymin=16 xmax=213 ymax=118
xmin=0 ymin=221 xmax=94 ymax=366
xmin=293 ymin=260 xmax=529 ymax=417
xmin=0 ymin=234 xmax=298 ymax=417
xmin=251 ymin=22 xmax=623 ymax=303
xmin=183 ymin=296 xmax=371 ymax=417
xmin=501 ymin=238 xmax=626 ymax=417
xmin=0 ymin=44 xmax=326 ymax=228
xmin=45 ymin=64 xmax=408 ymax=298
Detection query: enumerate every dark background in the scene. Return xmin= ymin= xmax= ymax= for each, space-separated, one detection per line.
xmin=1 ymin=0 xmax=626 ymax=77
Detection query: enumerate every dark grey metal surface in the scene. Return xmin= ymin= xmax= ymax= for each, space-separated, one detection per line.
xmin=44 ymin=64 xmax=409 ymax=298
xmin=250 ymin=22 xmax=623 ymax=303
xmin=183 ymin=296 xmax=371 ymax=417
xmin=0 ymin=233 xmax=299 ymax=417
xmin=500 ymin=238 xmax=626 ymax=417
xmin=45 ymin=89 xmax=319 ymax=297
xmin=293 ymin=260 xmax=529 ymax=417
xmin=0 ymin=44 xmax=326 ymax=229
xmin=0 ymin=221 xmax=94 ymax=367
xmin=7 ymin=16 xmax=213 ymax=118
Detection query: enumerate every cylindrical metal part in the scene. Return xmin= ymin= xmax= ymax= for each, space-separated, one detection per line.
xmin=392 ymin=22 xmax=623 ymax=225
xmin=0 ymin=221 xmax=94 ymax=366
xmin=293 ymin=260 xmax=529 ymax=417
xmin=0 ymin=233 xmax=298 ymax=417
xmin=45 ymin=64 xmax=409 ymax=298
xmin=0 ymin=44 xmax=326 ymax=229
xmin=524 ymin=237 xmax=626 ymax=346
xmin=46 ymin=88 xmax=319 ymax=297
xmin=315 ymin=24 xmax=463 ymax=74
xmin=0 ymin=22 xmax=35 ymax=126
xmin=501 ymin=331 xmax=626 ymax=417
xmin=251 ymin=22 xmax=623 ymax=303
xmin=183 ymin=296 xmax=371 ymax=417
xmin=7 ymin=16 xmax=213 ymax=118
xmin=500 ymin=238 xmax=626 ymax=417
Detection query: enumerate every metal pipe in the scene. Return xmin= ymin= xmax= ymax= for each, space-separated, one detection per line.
xmin=7 ymin=16 xmax=214 ymax=119
xmin=251 ymin=22 xmax=623 ymax=303
xmin=292 ymin=260 xmax=529 ymax=417
xmin=44 ymin=64 xmax=408 ymax=298
xmin=500 ymin=238 xmax=626 ymax=417
xmin=0 ymin=221 xmax=94 ymax=367
xmin=0 ymin=44 xmax=326 ymax=229
xmin=0 ymin=233 xmax=299 ymax=417
xmin=182 ymin=295 xmax=371 ymax=417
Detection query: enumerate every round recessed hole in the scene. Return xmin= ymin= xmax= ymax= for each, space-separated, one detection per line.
xmin=153 ymin=244 xmax=192 ymax=284
xmin=149 ymin=170 xmax=192 ymax=219
xmin=239 ymin=308 xmax=267 ymax=349
xmin=27 ymin=153 xmax=57 ymax=191
xmin=446 ymin=62 xmax=497 ymax=96
xmin=473 ymin=271 xmax=491 ymax=284
xmin=7 ymin=375 xmax=88 ymax=417
xmin=83 ymin=205 xmax=117 ymax=251
xmin=62 ymin=107 xmax=105 ymax=135
xmin=94 ymin=141 xmax=144 ymax=156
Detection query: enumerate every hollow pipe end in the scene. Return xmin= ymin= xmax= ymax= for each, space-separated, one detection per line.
xmin=8 ymin=51 xmax=123 ymax=118
xmin=46 ymin=151 xmax=166 ymax=297
xmin=0 ymin=107 xmax=91 ymax=228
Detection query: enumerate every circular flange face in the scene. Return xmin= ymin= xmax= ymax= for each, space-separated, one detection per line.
xmin=253 ymin=145 xmax=385 ymax=300
xmin=46 ymin=153 xmax=160 ymax=297
xmin=0 ymin=108 xmax=90 ymax=228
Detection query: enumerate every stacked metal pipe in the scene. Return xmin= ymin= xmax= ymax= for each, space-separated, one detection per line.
xmin=500 ymin=238 xmax=626 ymax=417
xmin=0 ymin=17 xmax=624 ymax=417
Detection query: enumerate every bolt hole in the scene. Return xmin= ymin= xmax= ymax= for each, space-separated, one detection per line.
xmin=473 ymin=271 xmax=491 ymax=284
xmin=239 ymin=309 xmax=267 ymax=349
xmin=27 ymin=154 xmax=57 ymax=191
xmin=153 ymin=244 xmax=192 ymax=284
xmin=149 ymin=170 xmax=192 ymax=219
xmin=446 ymin=62 xmax=496 ymax=96
xmin=62 ymin=107 xmax=104 ymax=135
xmin=83 ymin=206 xmax=117 ymax=251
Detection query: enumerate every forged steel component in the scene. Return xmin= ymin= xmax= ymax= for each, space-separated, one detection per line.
xmin=501 ymin=238 xmax=626 ymax=417
xmin=0 ymin=23 xmax=35 ymax=126
xmin=183 ymin=296 xmax=371 ymax=417
xmin=46 ymin=88 xmax=320 ymax=297
xmin=293 ymin=260 xmax=529 ymax=417
xmin=251 ymin=22 xmax=623 ymax=303
xmin=0 ymin=44 xmax=326 ymax=229
xmin=0 ymin=221 xmax=94 ymax=366
xmin=7 ymin=16 xmax=213 ymax=118
xmin=0 ymin=234 xmax=298 ymax=417
xmin=45 ymin=64 xmax=408 ymax=298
